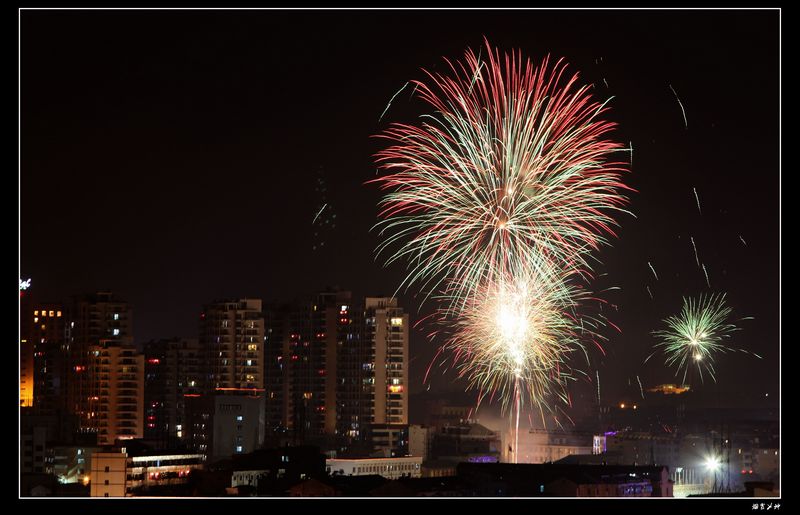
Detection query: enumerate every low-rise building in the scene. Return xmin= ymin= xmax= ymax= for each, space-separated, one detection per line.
xmin=326 ymin=456 xmax=423 ymax=479
xmin=88 ymin=449 xmax=205 ymax=496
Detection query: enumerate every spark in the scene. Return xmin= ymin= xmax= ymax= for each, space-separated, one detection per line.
xmin=636 ymin=375 xmax=644 ymax=399
xmin=702 ymin=263 xmax=711 ymax=288
xmin=690 ymin=236 xmax=700 ymax=267
xmin=629 ymin=141 xmax=633 ymax=167
xmin=603 ymin=78 xmax=609 ymax=88
xmin=596 ymin=370 xmax=601 ymax=408
xmin=409 ymin=82 xmax=420 ymax=100
xmin=739 ymin=235 xmax=747 ymax=246
xmin=693 ymin=187 xmax=702 ymax=215
xmin=312 ymin=203 xmax=328 ymax=224
xmin=648 ymin=261 xmax=659 ymax=281
xmin=669 ymin=84 xmax=688 ymax=129
xmin=646 ymin=286 xmax=653 ymax=299
xmin=379 ymin=81 xmax=409 ymax=122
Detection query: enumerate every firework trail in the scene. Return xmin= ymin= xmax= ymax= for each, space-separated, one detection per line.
xmin=603 ymin=78 xmax=609 ymax=88
xmin=372 ymin=40 xmax=632 ymax=312
xmin=312 ymin=203 xmax=327 ymax=224
xmin=648 ymin=261 xmax=659 ymax=281
xmin=596 ymin=370 xmax=601 ymax=408
xmin=646 ymin=286 xmax=654 ymax=299
xmin=669 ymin=84 xmax=688 ymax=129
xmin=693 ymin=187 xmax=702 ymax=215
xmin=379 ymin=81 xmax=409 ymax=122
xmin=647 ymin=293 xmax=756 ymax=384
xmin=739 ymin=235 xmax=747 ymax=246
xmin=702 ymin=263 xmax=711 ymax=288
xmin=690 ymin=236 xmax=700 ymax=267
xmin=636 ymin=375 xmax=645 ymax=399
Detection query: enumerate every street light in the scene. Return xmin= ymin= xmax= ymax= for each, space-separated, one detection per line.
xmin=705 ymin=456 xmax=721 ymax=472
xmin=705 ymin=456 xmax=721 ymax=493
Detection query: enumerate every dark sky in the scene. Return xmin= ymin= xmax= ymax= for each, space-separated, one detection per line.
xmin=20 ymin=9 xmax=779 ymax=415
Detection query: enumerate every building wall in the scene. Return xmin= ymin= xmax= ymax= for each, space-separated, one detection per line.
xmin=505 ymin=429 xmax=593 ymax=464
xmin=20 ymin=426 xmax=48 ymax=474
xmin=368 ymin=424 xmax=409 ymax=457
xmin=409 ymin=425 xmax=430 ymax=460
xmin=90 ymin=452 xmax=128 ymax=497
xmin=212 ymin=395 xmax=265 ymax=460
xmin=144 ymin=338 xmax=203 ymax=446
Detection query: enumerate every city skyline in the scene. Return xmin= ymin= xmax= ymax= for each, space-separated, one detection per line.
xmin=20 ymin=7 xmax=779 ymax=455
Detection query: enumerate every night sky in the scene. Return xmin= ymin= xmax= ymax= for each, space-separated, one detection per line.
xmin=21 ymin=10 xmax=779 ymax=417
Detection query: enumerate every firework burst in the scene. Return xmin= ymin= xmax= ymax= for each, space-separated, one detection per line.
xmin=371 ymin=40 xmax=631 ymax=311
xmin=428 ymin=268 xmax=609 ymax=424
xmin=648 ymin=293 xmax=756 ymax=383
xmin=372 ymin=41 xmax=630 ymax=441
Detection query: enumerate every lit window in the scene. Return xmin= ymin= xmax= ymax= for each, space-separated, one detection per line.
xmin=236 ymin=415 xmax=243 ymax=422
xmin=114 ymin=313 xmax=119 ymax=320
xmin=33 ymin=317 xmax=38 ymax=323
xmin=113 ymin=329 xmax=120 ymax=336
xmin=247 ymin=344 xmax=257 ymax=351
xmin=236 ymin=446 xmax=243 ymax=453
xmin=391 ymin=317 xmax=403 ymax=326
xmin=34 ymin=310 xmax=38 ymax=316
xmin=57 ymin=311 xmax=62 ymax=317
xmin=246 ymin=360 xmax=253 ymax=366
xmin=49 ymin=311 xmax=54 ymax=317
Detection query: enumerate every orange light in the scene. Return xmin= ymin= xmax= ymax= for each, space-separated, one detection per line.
xmin=620 ymin=403 xmax=625 ymax=409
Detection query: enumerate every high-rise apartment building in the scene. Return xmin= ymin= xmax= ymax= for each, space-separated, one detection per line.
xmin=364 ymin=297 xmax=409 ymax=426
xmin=68 ymin=292 xmax=133 ymax=432
xmin=264 ymin=292 xmax=409 ymax=445
xmin=143 ymin=338 xmax=204 ymax=446
xmin=200 ymin=299 xmax=265 ymax=393
xmin=30 ymin=303 xmax=70 ymax=413
xmin=89 ymin=340 xmax=144 ymax=445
